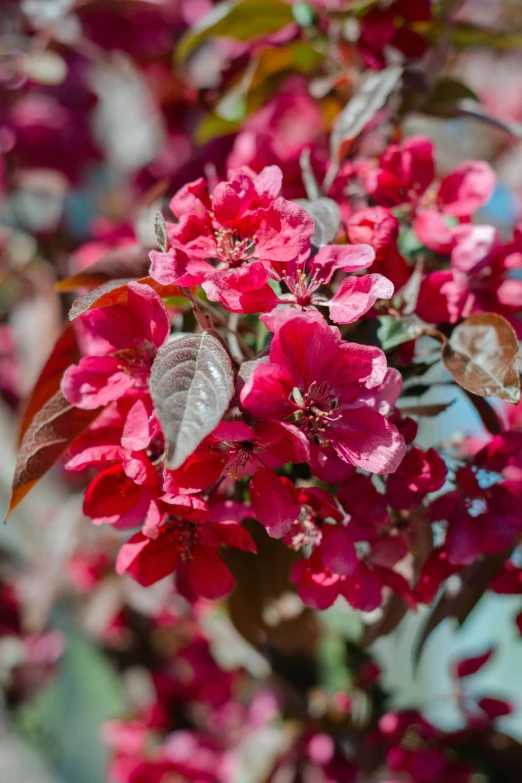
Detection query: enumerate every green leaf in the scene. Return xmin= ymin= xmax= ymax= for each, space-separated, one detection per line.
xmin=292 ymin=2 xmax=315 ymax=27
xmin=377 ymin=316 xmax=423 ymax=351
xmin=398 ymin=226 xmax=425 ymax=257
xmin=195 ymin=114 xmax=241 ymax=144
xmin=16 ymin=628 xmax=127 ymax=783
xmin=176 ymin=0 xmax=294 ymax=63
xmin=429 ymin=77 xmax=479 ymax=105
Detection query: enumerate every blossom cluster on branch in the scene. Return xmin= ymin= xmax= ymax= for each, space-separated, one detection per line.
xmin=4 ymin=1 xmax=522 ymax=781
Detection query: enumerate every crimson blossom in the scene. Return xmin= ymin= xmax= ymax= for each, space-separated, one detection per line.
xmin=240 ymin=310 xmax=406 ymax=477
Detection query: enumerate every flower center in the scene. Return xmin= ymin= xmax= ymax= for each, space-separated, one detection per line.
xmin=284 ymin=266 xmax=327 ymax=308
xmin=224 ymin=440 xmax=263 ymax=479
xmin=114 ymin=340 xmax=156 ymax=387
xmin=214 ymin=228 xmax=256 ymax=268
xmin=164 ymin=518 xmax=198 ymax=561
xmin=291 ymin=381 xmax=343 ymax=447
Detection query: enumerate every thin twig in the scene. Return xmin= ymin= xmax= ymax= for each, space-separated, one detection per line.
xmin=227 ymin=313 xmax=245 ymax=363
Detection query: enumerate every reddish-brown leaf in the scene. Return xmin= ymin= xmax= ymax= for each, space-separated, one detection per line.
xmin=6 ymin=390 xmax=100 ymax=519
xmin=442 ymin=313 xmax=520 ymax=403
xmin=362 ymin=594 xmax=409 ymax=646
xmin=414 ymin=551 xmax=510 ymax=666
xmin=150 ymin=333 xmax=234 ymax=470
xmin=69 ymin=278 xmax=181 ymax=320
xmin=18 ymin=324 xmax=81 ymax=445
xmin=223 ymin=519 xmax=319 ymax=658
xmin=462 ymin=390 xmax=503 ymax=435
xmin=400 ymin=401 xmax=455 ymax=418
xmin=56 ymin=245 xmax=151 ymax=292
xmin=69 ymin=279 xmax=135 ymax=320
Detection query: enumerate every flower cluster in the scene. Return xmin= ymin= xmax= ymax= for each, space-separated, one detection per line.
xmin=57 ymin=163 xmax=423 ymax=615
xmin=6 ymin=2 xmax=522 ymax=781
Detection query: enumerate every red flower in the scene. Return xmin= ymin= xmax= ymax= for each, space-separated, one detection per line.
xmin=386 ymin=447 xmax=447 ymax=510
xmin=363 ymin=136 xmax=495 ymax=220
xmin=240 ymin=311 xmax=406 ymax=474
xmin=148 ymin=166 xmax=314 ymax=313
xmin=116 ymin=495 xmax=256 ymax=598
xmin=358 ymin=0 xmax=433 ymax=70
xmin=430 ymin=467 xmax=522 ymax=565
xmin=62 ymin=282 xmax=170 ymax=409
xmin=164 ymin=418 xmax=310 ymax=538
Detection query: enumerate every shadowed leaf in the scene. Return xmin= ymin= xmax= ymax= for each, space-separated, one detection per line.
xmin=442 ymin=313 xmax=520 ymax=403
xmin=294 ymin=197 xmax=341 ymax=246
xmin=400 ymin=401 xmax=455 ymax=417
xmin=69 ymin=278 xmax=181 ymax=320
xmin=150 ymin=333 xmax=234 ymax=470
xmin=325 ymin=65 xmax=402 ymax=188
xmin=362 ymin=594 xmax=408 ymax=646
xmin=18 ymin=325 xmax=81 ymax=445
xmin=414 ymin=552 xmax=510 ymax=666
xmin=7 ymin=391 xmax=100 ymax=519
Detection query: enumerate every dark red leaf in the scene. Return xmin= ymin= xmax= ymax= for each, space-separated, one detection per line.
xmin=462 ymin=390 xmax=503 ymax=435
xmin=442 ymin=313 xmax=520 ymax=403
xmin=400 ymin=401 xmax=455 ymax=417
xmin=69 ymin=278 xmax=181 ymax=320
xmin=414 ymin=552 xmax=509 ymax=666
xmin=18 ymin=324 xmax=80 ymax=445
xmin=7 ymin=391 xmax=100 ymax=519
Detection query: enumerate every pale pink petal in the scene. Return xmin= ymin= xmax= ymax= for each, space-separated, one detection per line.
xmin=328 ymin=273 xmax=394 ymax=324
xmin=333 ymin=408 xmax=406 ymax=474
xmin=62 ymin=356 xmax=134 ymax=409
xmin=438 ymin=161 xmax=496 ymax=217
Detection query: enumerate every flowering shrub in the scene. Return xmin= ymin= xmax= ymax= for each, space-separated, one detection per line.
xmin=3 ymin=1 xmax=522 ymax=781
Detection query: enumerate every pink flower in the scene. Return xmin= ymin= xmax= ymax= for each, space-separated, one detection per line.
xmin=149 ymin=166 xmax=315 ymax=312
xmin=364 ymin=136 xmax=495 ymax=219
xmin=164 ymin=418 xmax=310 ymax=538
xmin=116 ymin=495 xmax=256 ymax=598
xmin=386 ymin=447 xmax=447 ymax=510
xmin=292 ymin=534 xmax=412 ymax=612
xmin=62 ymin=282 xmax=170 ymax=409
xmin=240 ymin=311 xmax=406 ymax=474
xmin=347 ymin=207 xmax=410 ymax=289
xmin=205 ymin=240 xmax=395 ymax=324
xmin=275 ymin=244 xmax=394 ymax=324
xmin=358 ymin=0 xmax=432 ymax=70
xmin=430 ymin=466 xmax=522 ymax=566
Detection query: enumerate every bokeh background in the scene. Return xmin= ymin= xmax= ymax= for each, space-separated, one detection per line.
xmin=2 ymin=1 xmax=522 ymax=781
